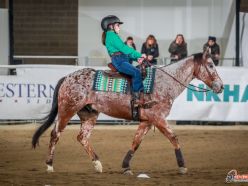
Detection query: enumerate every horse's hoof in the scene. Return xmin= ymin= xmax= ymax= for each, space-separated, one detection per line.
xmin=92 ymin=160 xmax=103 ymax=173
xmin=178 ymin=167 xmax=187 ymax=174
xmin=47 ymin=165 xmax=54 ymax=172
xmin=123 ymin=169 xmax=134 ymax=176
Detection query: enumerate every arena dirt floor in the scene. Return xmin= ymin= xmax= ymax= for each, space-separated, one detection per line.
xmin=0 ymin=123 xmax=248 ymax=186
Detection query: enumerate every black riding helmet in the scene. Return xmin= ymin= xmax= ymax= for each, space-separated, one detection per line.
xmin=101 ymin=15 xmax=123 ymax=31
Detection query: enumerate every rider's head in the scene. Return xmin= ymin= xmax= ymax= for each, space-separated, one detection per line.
xmin=101 ymin=15 xmax=123 ymax=33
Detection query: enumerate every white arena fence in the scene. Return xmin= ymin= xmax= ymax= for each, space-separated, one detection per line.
xmin=0 ymin=65 xmax=248 ymax=123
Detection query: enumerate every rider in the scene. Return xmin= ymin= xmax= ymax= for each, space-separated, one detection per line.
xmin=101 ymin=15 xmax=146 ymax=107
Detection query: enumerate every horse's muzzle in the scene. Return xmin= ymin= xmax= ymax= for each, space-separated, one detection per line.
xmin=212 ymin=81 xmax=224 ymax=94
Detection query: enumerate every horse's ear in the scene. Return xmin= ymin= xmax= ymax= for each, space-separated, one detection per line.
xmin=203 ymin=47 xmax=209 ymax=60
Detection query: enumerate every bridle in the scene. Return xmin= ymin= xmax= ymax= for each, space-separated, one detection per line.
xmin=194 ymin=57 xmax=215 ymax=82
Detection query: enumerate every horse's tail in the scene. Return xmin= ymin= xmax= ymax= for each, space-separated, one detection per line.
xmin=32 ymin=77 xmax=66 ymax=149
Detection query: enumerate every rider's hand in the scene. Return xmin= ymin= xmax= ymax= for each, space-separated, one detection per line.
xmin=148 ymin=55 xmax=153 ymax=61
xmin=141 ymin=54 xmax=147 ymax=59
xmin=137 ymin=57 xmax=144 ymax=64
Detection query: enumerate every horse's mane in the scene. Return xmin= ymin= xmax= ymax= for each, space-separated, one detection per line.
xmin=164 ymin=53 xmax=203 ymax=66
xmin=192 ymin=53 xmax=203 ymax=63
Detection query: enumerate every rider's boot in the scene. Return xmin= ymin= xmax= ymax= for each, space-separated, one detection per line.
xmin=132 ymin=91 xmax=157 ymax=110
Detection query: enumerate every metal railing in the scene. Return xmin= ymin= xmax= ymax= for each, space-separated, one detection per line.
xmin=82 ymin=56 xmax=171 ymax=66
xmin=13 ymin=55 xmax=79 ymax=65
xmin=81 ymin=56 xmax=237 ymax=66
xmin=1 ymin=55 xmax=238 ymax=68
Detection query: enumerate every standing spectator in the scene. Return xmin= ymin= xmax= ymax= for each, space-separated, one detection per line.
xmin=168 ymin=34 xmax=188 ymax=62
xmin=203 ymin=36 xmax=220 ymax=66
xmin=141 ymin=35 xmax=159 ymax=65
xmin=125 ymin=36 xmax=136 ymax=50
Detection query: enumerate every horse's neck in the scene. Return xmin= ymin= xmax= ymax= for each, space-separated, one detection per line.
xmin=159 ymin=57 xmax=195 ymax=100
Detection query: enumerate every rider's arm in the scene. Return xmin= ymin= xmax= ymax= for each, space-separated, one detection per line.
xmin=109 ymin=32 xmax=142 ymax=59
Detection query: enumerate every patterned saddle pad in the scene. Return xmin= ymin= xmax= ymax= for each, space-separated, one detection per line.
xmin=93 ymin=67 xmax=156 ymax=94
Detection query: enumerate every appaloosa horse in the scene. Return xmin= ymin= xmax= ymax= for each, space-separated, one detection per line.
xmin=32 ymin=52 xmax=223 ymax=175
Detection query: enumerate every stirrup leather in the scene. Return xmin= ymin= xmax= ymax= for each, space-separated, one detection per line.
xmin=131 ymin=99 xmax=140 ymax=121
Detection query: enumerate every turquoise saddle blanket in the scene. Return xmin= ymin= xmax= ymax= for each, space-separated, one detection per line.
xmin=93 ymin=67 xmax=156 ymax=94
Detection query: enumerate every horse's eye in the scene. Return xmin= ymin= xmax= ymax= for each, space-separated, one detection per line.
xmin=209 ymin=64 xmax=214 ymax=68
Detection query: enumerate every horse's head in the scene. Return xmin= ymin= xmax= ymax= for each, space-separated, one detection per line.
xmin=193 ymin=52 xmax=223 ymax=93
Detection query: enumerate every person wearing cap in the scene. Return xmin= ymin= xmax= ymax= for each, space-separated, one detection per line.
xmin=203 ymin=36 xmax=220 ymax=66
xmin=168 ymin=34 xmax=188 ymax=63
xmin=101 ymin=15 xmax=147 ymax=108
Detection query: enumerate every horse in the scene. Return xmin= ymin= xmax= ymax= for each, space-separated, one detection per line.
xmin=32 ymin=52 xmax=223 ymax=175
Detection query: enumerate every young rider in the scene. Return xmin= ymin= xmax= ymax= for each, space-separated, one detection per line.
xmin=101 ymin=15 xmax=146 ymax=107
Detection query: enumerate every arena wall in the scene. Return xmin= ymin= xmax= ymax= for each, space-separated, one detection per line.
xmin=13 ymin=0 xmax=78 ymax=65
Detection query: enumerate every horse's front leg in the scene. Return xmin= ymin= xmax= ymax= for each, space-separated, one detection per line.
xmin=122 ymin=121 xmax=151 ymax=175
xmin=155 ymin=119 xmax=187 ymax=174
xmin=77 ymin=115 xmax=102 ymax=173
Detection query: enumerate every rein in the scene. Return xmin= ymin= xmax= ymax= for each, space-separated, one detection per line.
xmin=152 ymin=62 xmax=211 ymax=93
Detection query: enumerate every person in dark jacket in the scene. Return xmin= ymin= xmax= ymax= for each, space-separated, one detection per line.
xmin=203 ymin=36 xmax=220 ymax=66
xmin=168 ymin=34 xmax=188 ymax=62
xmin=141 ymin=35 xmax=159 ymax=65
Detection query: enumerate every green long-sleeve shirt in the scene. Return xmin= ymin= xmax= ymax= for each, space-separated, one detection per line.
xmin=105 ymin=31 xmax=141 ymax=59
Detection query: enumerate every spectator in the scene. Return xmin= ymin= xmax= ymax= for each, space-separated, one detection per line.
xmin=168 ymin=34 xmax=188 ymax=62
xmin=203 ymin=36 xmax=220 ymax=66
xmin=125 ymin=36 xmax=137 ymax=64
xmin=125 ymin=36 xmax=136 ymax=50
xmin=141 ymin=35 xmax=159 ymax=65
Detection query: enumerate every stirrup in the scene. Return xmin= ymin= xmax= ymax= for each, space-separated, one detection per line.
xmin=131 ymin=99 xmax=140 ymax=121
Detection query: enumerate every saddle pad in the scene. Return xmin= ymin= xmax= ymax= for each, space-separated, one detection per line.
xmin=93 ymin=67 xmax=156 ymax=94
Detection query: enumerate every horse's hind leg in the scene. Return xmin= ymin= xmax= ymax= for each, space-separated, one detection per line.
xmin=122 ymin=121 xmax=151 ymax=175
xmin=155 ymin=119 xmax=187 ymax=174
xmin=46 ymin=111 xmax=75 ymax=172
xmin=76 ymin=108 xmax=102 ymax=172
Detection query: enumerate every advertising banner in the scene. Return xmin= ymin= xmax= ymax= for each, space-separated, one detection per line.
xmin=0 ymin=66 xmax=247 ymax=122
xmin=168 ymin=67 xmax=248 ymax=122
